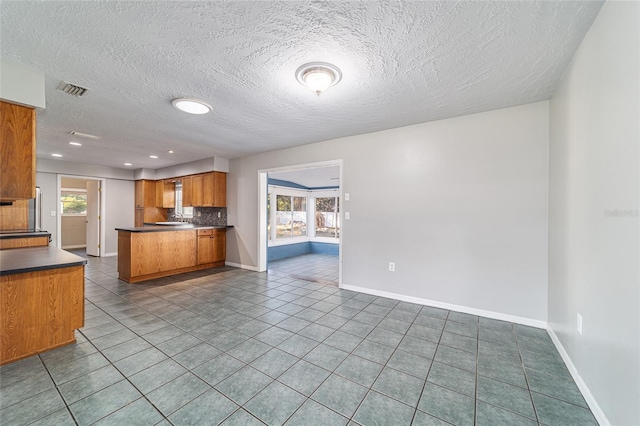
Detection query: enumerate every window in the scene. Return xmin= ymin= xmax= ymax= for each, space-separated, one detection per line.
xmin=275 ymin=195 xmax=307 ymax=239
xmin=315 ymin=197 xmax=340 ymax=238
xmin=61 ymin=192 xmax=87 ymax=215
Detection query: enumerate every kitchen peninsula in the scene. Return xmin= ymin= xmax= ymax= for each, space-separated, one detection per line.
xmin=0 ymin=246 xmax=86 ymax=365
xmin=116 ymin=225 xmax=227 ymax=283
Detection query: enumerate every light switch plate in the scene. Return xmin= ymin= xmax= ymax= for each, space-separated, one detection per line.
xmin=345 ymin=212 xmax=350 ymax=219
xmin=345 ymin=193 xmax=350 ymax=201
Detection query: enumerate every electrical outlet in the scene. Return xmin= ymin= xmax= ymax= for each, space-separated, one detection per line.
xmin=345 ymin=193 xmax=350 ymax=201
xmin=577 ymin=313 xmax=583 ymax=335
xmin=389 ymin=262 xmax=395 ymax=272
xmin=217 ymin=211 xmax=221 ymax=218
xmin=50 ymin=210 xmax=56 ymax=216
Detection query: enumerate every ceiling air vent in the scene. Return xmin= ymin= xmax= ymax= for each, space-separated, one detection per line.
xmin=57 ymin=81 xmax=90 ymax=97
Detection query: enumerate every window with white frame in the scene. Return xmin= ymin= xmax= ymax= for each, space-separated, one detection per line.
xmin=268 ymin=186 xmax=339 ymax=245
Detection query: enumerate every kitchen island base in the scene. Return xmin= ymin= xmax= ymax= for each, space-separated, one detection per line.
xmin=117 ymin=227 xmax=226 ymax=283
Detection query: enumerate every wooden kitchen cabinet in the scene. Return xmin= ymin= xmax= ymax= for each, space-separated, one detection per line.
xmin=191 ymin=175 xmax=204 ymax=206
xmin=1 ymin=101 xmax=36 ymax=201
xmin=197 ymin=228 xmax=226 ymax=265
xmin=163 ymin=180 xmax=175 ymax=208
xmin=182 ymin=176 xmax=193 ymax=207
xmin=155 ymin=180 xmax=164 ymax=207
xmin=202 ymin=172 xmax=226 ymax=207
xmin=134 ymin=180 xmax=156 ymax=208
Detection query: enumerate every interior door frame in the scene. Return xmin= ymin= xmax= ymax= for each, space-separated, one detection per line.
xmin=257 ymin=159 xmax=343 ymax=287
xmin=57 ymin=175 xmax=106 ymax=256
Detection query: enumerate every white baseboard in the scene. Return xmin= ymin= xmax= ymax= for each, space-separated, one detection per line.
xmin=225 ymin=261 xmax=259 ymax=271
xmin=62 ymin=244 xmax=86 ymax=249
xmin=546 ymin=326 xmax=609 ymax=426
xmin=103 ymin=252 xmax=118 ymax=257
xmin=341 ymin=284 xmax=547 ymax=329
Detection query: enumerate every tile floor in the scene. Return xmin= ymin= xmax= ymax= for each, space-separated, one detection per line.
xmin=0 ymin=255 xmax=597 ymax=426
xmin=268 ymin=253 xmax=339 ymax=286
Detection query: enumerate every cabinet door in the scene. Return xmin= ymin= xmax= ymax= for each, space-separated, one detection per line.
xmin=0 ymin=101 xmax=35 ymax=201
xmin=182 ymin=176 xmax=193 ymax=207
xmin=212 ymin=231 xmax=226 ymax=262
xmin=213 ymin=172 xmax=226 ymax=207
xmin=143 ymin=181 xmax=156 ymax=207
xmin=134 ymin=181 xmax=144 ymax=207
xmin=134 ymin=208 xmax=144 ymax=227
xmin=191 ymin=175 xmax=204 ymax=206
xmin=202 ymin=173 xmax=214 ymax=206
xmin=163 ymin=181 xmax=175 ymax=208
xmin=155 ymin=180 xmax=164 ymax=207
xmin=197 ymin=235 xmax=213 ymax=265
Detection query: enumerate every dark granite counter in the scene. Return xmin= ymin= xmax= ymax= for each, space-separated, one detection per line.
xmin=0 ymin=246 xmax=87 ymax=276
xmin=116 ymin=225 xmax=232 ymax=233
xmin=0 ymin=230 xmax=51 ymax=240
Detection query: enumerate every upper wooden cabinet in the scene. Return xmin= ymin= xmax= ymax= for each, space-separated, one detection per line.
xmin=134 ymin=180 xmax=156 ymax=208
xmin=1 ymin=101 xmax=36 ymax=201
xmin=202 ymin=172 xmax=226 ymax=207
xmin=191 ymin=174 xmax=204 ymax=206
xmin=182 ymin=176 xmax=193 ymax=207
xmin=162 ymin=180 xmax=175 ymax=208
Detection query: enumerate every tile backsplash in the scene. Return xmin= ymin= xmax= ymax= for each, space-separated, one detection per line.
xmin=167 ymin=207 xmax=227 ymax=226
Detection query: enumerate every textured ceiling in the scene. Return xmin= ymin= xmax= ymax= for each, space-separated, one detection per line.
xmin=1 ymin=1 xmax=603 ymax=170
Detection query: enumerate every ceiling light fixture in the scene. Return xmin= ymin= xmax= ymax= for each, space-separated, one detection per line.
xmin=149 ymin=155 xmax=158 ymax=159
xmin=168 ymin=150 xmax=174 ymax=154
xmin=172 ymin=98 xmax=212 ymax=115
xmin=51 ymin=154 xmax=62 ymax=157
xmin=124 ymin=163 xmax=132 ymax=166
xmin=68 ymin=131 xmax=100 ymax=140
xmin=295 ymin=62 xmax=342 ymax=95
xmin=69 ymin=142 xmax=82 ymax=146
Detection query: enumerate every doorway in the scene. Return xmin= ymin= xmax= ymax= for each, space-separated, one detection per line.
xmin=58 ymin=175 xmax=105 ymax=257
xmin=258 ymin=160 xmax=343 ymax=286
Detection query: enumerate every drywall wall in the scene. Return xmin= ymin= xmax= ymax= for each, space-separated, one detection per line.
xmin=104 ymin=178 xmax=134 ymax=254
xmin=61 ymin=216 xmax=86 ymax=248
xmin=548 ymin=2 xmax=639 ymax=425
xmin=228 ymin=101 xmax=549 ymax=322
xmin=0 ymin=61 xmax=45 ymax=109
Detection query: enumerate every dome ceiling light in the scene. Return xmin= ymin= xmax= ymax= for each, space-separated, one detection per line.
xmin=171 ymin=98 xmax=212 ymax=114
xmin=295 ymin=62 xmax=342 ymax=95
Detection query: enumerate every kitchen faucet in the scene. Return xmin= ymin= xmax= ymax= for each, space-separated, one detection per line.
xmin=175 ymin=213 xmax=184 ymax=222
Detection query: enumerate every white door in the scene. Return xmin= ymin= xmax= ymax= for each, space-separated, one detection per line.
xmin=86 ymin=180 xmax=101 ymax=256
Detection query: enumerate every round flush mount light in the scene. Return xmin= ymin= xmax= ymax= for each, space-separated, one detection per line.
xmin=51 ymin=153 xmax=63 ymax=157
xmin=171 ymin=98 xmax=212 ymax=115
xmin=69 ymin=142 xmax=82 ymax=146
xmin=149 ymin=155 xmax=158 ymax=159
xmin=295 ymin=62 xmax=342 ymax=95
xmin=124 ymin=163 xmax=132 ymax=166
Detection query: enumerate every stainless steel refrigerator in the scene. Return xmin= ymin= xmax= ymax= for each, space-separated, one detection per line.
xmin=28 ymin=186 xmax=42 ymax=231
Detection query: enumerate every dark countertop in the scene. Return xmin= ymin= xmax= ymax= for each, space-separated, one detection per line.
xmin=116 ymin=225 xmax=233 ymax=233
xmin=0 ymin=230 xmax=51 ymax=240
xmin=0 ymin=246 xmax=87 ymax=276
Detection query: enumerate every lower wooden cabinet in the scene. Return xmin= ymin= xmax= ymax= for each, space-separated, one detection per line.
xmin=118 ymin=227 xmax=226 ymax=283
xmin=197 ymin=228 xmax=226 ymax=265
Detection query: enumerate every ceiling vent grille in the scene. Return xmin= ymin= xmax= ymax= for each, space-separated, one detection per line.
xmin=57 ymin=81 xmax=90 ymax=97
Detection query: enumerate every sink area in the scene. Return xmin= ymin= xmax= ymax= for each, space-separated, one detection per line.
xmin=154 ymin=221 xmax=193 ymax=226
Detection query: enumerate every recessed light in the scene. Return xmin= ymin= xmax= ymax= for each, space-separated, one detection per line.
xmin=168 ymin=150 xmax=174 ymax=154
xmin=149 ymin=155 xmax=158 ymax=159
xmin=69 ymin=142 xmax=82 ymax=146
xmin=68 ymin=131 xmax=100 ymax=140
xmin=172 ymin=98 xmax=212 ymax=115
xmin=124 ymin=163 xmax=132 ymax=166
xmin=51 ymin=153 xmax=62 ymax=157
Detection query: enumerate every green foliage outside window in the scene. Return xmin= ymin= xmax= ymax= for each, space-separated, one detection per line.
xmin=61 ymin=193 xmax=87 ymax=214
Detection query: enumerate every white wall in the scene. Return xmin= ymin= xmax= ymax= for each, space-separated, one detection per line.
xmin=228 ymin=101 xmax=549 ymax=323
xmin=548 ymin=2 xmax=639 ymax=425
